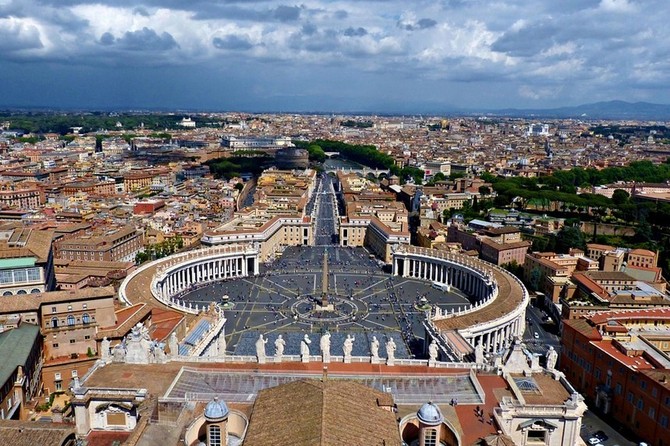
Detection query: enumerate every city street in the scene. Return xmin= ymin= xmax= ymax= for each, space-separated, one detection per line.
xmin=523 ymin=304 xmax=562 ymax=359
xmin=313 ymin=173 xmax=339 ymax=246
xmin=581 ymin=411 xmax=636 ymax=446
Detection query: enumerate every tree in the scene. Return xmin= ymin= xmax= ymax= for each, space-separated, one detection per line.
xmin=611 ymin=189 xmax=630 ymax=206
xmin=235 ymin=182 xmax=244 ymax=191
xmin=478 ymin=185 xmax=491 ymax=196
xmin=502 ymin=261 xmax=524 ymax=280
xmin=433 ymin=172 xmax=446 ymax=182
xmin=555 ymin=226 xmax=586 ymax=253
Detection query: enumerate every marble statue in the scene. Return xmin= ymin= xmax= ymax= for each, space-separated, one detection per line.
xmin=301 ymin=334 xmax=312 ymax=362
xmin=125 ymin=322 xmax=152 ymax=364
xmin=386 ymin=338 xmax=396 ymax=365
xmin=475 ymin=341 xmax=484 ymax=364
xmin=101 ymin=337 xmax=111 ymax=361
xmin=152 ymin=341 xmax=167 ymax=363
xmin=168 ymin=332 xmax=179 ymax=358
xmin=256 ymin=334 xmax=268 ymax=363
xmin=320 ymin=331 xmax=331 ymax=363
xmin=546 ymin=346 xmax=558 ymax=371
xmin=275 ymin=335 xmax=286 ymax=359
xmin=370 ymin=336 xmax=380 ymax=361
xmin=343 ymin=334 xmax=355 ymax=361
xmin=112 ymin=343 xmax=126 ymax=362
xmin=428 ymin=340 xmax=439 ymax=362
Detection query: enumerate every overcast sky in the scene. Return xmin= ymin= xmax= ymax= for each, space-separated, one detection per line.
xmin=0 ymin=0 xmax=668 ymax=112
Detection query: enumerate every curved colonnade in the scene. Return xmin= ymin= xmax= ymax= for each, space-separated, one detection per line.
xmin=119 ymin=244 xmax=260 ymax=315
xmin=392 ymin=246 xmax=529 ymax=356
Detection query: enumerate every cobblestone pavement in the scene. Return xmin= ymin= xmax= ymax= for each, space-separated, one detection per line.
xmin=180 ymin=246 xmax=471 ymax=358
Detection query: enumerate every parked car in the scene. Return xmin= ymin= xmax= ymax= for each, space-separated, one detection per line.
xmin=588 ymin=438 xmax=602 ymax=445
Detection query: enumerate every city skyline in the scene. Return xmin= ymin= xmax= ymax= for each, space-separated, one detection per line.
xmin=1 ymin=0 xmax=669 ymax=112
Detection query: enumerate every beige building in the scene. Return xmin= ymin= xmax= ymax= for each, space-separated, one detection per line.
xmin=54 ymin=225 xmax=143 ymax=263
xmin=0 ymin=224 xmax=56 ymax=294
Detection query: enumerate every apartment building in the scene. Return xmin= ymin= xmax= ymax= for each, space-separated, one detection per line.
xmin=54 ymin=225 xmax=143 ymax=263
xmin=561 ymin=309 xmax=670 ymax=446
xmin=0 ymin=224 xmax=56 ymax=295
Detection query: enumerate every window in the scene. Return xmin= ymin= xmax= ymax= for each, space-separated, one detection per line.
xmin=52 ymin=307 xmax=57 ymax=313
xmin=54 ymin=373 xmax=61 ymax=381
xmin=69 ymin=339 xmax=75 ymax=344
xmin=82 ymin=313 xmax=91 ymax=324
xmin=51 ymin=317 xmax=58 ymax=328
xmin=527 ymin=430 xmax=547 ymax=442
xmin=67 ymin=315 xmax=75 ymax=326
xmin=649 ymin=407 xmax=656 ymax=419
xmin=53 ymin=343 xmax=59 ymax=348
xmin=67 ymin=305 xmax=72 ymax=311
xmin=661 ymin=415 xmax=669 ymax=428
xmin=84 ymin=335 xmax=91 ymax=340
xmin=637 ymin=398 xmax=644 ymax=410
xmin=208 ymin=425 xmax=222 ymax=446
xmin=71 ymin=370 xmax=78 ymax=378
xmin=627 ymin=392 xmax=634 ymax=403
xmin=55 ymin=381 xmax=62 ymax=391
xmin=82 ymin=303 xmax=87 ymax=310
xmin=423 ymin=428 xmax=437 ymax=446
xmin=615 ymin=383 xmax=622 ymax=395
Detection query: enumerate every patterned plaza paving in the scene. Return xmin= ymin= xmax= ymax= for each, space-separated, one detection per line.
xmin=180 ymin=246 xmax=471 ymax=358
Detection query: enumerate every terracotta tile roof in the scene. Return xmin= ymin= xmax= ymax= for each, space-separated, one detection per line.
xmin=434 ymin=266 xmax=525 ymax=330
xmin=0 ymin=419 xmax=74 ymax=446
xmin=562 ymin=318 xmax=602 ymax=340
xmin=85 ymin=430 xmax=132 ymax=446
xmin=244 ymin=379 xmax=401 ymax=446
xmin=0 ymin=286 xmax=115 ymax=314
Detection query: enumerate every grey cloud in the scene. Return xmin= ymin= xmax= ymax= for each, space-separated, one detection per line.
xmin=301 ymin=23 xmax=318 ymax=36
xmin=397 ymin=18 xmax=438 ymax=31
xmin=333 ymin=10 xmax=348 ymax=20
xmin=99 ymin=32 xmax=115 ymax=46
xmin=344 ymin=27 xmax=367 ymax=37
xmin=491 ymin=22 xmax=560 ymax=57
xmin=104 ymin=27 xmax=179 ymax=51
xmin=273 ymin=5 xmax=300 ymax=21
xmin=417 ymin=18 xmax=437 ymax=29
xmin=213 ymin=35 xmax=254 ymax=51
xmin=133 ymin=7 xmax=150 ymax=17
xmin=192 ymin=4 xmax=302 ymax=22
xmin=0 ymin=21 xmax=43 ymax=52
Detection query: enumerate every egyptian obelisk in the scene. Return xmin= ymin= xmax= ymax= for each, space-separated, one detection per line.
xmin=321 ymin=249 xmax=329 ymax=307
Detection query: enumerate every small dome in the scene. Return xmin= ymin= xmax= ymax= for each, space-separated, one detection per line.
xmin=417 ymin=401 xmax=444 ymax=426
xmin=204 ymin=397 xmax=229 ymax=422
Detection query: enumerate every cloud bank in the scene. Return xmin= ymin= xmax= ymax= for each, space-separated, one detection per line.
xmin=0 ymin=0 xmax=668 ymax=111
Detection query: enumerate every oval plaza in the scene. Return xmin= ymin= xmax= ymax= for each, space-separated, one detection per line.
xmin=86 ymin=170 xmax=586 ymax=446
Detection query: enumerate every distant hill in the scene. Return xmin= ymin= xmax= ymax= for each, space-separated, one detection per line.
xmin=479 ymin=100 xmax=670 ymax=120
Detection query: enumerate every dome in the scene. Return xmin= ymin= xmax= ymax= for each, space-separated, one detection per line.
xmin=204 ymin=397 xmax=229 ymax=422
xmin=417 ymin=401 xmax=444 ymax=426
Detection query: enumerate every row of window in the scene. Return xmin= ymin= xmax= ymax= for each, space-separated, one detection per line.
xmin=52 ymin=335 xmax=91 ymax=348
xmin=0 ymin=267 xmax=41 ymax=285
xmin=51 ymin=303 xmax=87 ymax=313
xmin=2 ymin=288 xmax=41 ymax=296
xmin=50 ymin=313 xmax=92 ymax=328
